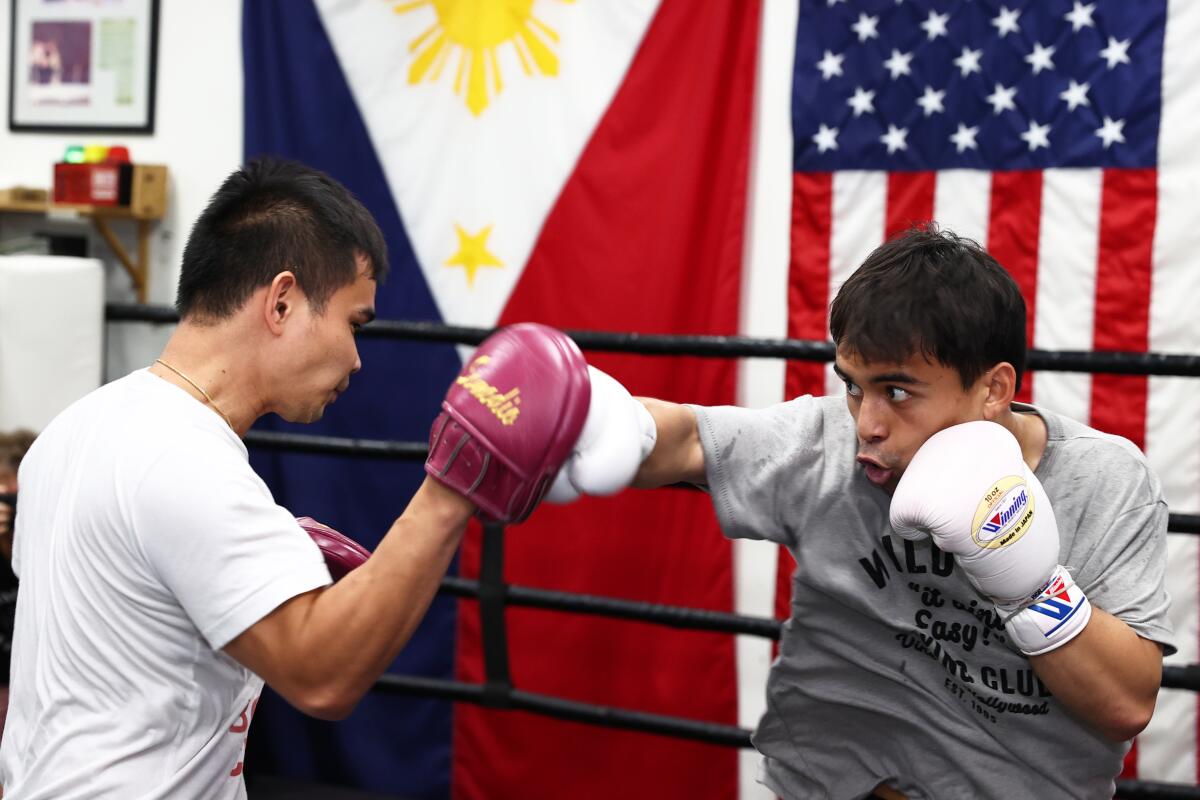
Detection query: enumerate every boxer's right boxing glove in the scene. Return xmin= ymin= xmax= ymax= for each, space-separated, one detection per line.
xmin=545 ymin=366 xmax=657 ymax=504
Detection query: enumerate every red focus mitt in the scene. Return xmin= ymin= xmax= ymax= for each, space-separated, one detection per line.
xmin=425 ymin=322 xmax=591 ymax=523
xmin=296 ymin=516 xmax=371 ymax=581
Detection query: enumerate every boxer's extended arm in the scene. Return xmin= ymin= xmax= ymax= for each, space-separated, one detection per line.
xmin=1030 ymin=608 xmax=1162 ymax=741
xmin=224 ymin=477 xmax=471 ymax=720
xmin=632 ymin=399 xmax=706 ymax=488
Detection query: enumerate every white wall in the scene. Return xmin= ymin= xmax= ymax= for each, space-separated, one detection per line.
xmin=0 ymin=0 xmax=245 ymax=377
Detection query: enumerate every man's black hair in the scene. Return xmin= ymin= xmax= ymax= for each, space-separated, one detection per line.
xmin=176 ymin=158 xmax=389 ymax=320
xmin=829 ymin=224 xmax=1026 ymax=391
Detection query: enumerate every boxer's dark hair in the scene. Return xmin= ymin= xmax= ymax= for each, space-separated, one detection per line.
xmin=176 ymin=158 xmax=388 ymax=320
xmin=830 ymin=224 xmax=1026 ymax=391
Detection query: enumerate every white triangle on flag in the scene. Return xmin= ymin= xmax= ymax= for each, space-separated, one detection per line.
xmin=315 ymin=0 xmax=661 ymax=329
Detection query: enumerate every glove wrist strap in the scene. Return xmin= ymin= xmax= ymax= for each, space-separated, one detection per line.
xmin=995 ymin=565 xmax=1092 ymax=656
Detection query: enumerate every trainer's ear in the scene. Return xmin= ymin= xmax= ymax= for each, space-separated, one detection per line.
xmin=264 ymin=271 xmax=298 ymax=335
xmin=981 ymin=362 xmax=1017 ymax=420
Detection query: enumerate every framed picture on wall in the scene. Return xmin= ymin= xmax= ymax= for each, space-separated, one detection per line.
xmin=8 ymin=0 xmax=160 ymax=133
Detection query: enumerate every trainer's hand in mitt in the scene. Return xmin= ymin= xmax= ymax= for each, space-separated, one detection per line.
xmin=425 ymin=323 xmax=591 ymax=524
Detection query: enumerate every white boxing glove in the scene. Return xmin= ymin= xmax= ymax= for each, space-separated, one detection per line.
xmin=546 ymin=366 xmax=657 ymax=504
xmin=890 ymin=421 xmax=1091 ymax=656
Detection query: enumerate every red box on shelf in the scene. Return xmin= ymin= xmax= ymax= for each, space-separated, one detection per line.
xmin=53 ymin=163 xmax=132 ymax=206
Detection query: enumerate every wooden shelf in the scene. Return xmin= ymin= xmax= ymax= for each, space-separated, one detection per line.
xmin=0 ymin=199 xmax=152 ymax=220
xmin=0 ymin=166 xmax=167 ymax=302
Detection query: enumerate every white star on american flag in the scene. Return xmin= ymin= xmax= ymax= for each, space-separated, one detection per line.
xmin=852 ymin=13 xmax=880 ymax=43
xmin=816 ymin=50 xmax=845 ymax=80
xmin=1064 ymin=2 xmax=1096 ymax=32
xmin=1100 ymin=37 xmax=1132 ymax=69
xmin=921 ymin=10 xmax=950 ymax=41
xmin=881 ymin=124 xmax=909 ymax=154
xmin=1060 ymin=80 xmax=1090 ymax=111
xmin=1021 ymin=120 xmax=1051 ymax=151
xmin=813 ymin=124 xmax=839 ymax=153
xmin=954 ymin=46 xmax=983 ymax=77
xmin=950 ymin=123 xmax=979 ymax=153
xmin=992 ymin=7 xmax=1021 ymax=37
xmin=986 ymin=83 xmax=1018 ymax=114
xmin=1096 ymin=116 xmax=1126 ymax=148
xmin=847 ymin=86 xmax=876 ymax=116
xmin=1025 ymin=43 xmax=1056 ymax=75
xmin=916 ymin=86 xmax=946 ymax=116
xmin=883 ymin=49 xmax=914 ymax=79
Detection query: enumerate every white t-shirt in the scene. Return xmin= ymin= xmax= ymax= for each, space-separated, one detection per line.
xmin=0 ymin=370 xmax=332 ymax=799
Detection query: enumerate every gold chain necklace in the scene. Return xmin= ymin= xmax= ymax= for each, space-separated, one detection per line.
xmin=154 ymin=359 xmax=235 ymax=431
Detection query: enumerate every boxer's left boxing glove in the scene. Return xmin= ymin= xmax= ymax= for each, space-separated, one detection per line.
xmin=889 ymin=422 xmax=1091 ymax=656
xmin=544 ymin=366 xmax=657 ymax=504
xmin=296 ymin=517 xmax=371 ymax=581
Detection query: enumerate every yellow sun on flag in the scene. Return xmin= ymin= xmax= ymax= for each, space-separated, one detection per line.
xmin=393 ymin=0 xmax=573 ymax=116
xmin=445 ymin=223 xmax=504 ymax=286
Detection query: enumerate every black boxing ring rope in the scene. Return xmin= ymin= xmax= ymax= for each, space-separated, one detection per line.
xmin=103 ymin=304 xmax=1200 ymax=800
xmin=108 ymin=303 xmax=1200 ymax=375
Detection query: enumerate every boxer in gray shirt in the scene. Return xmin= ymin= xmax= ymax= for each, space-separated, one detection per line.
xmin=691 ymin=396 xmax=1170 ymax=799
xmin=554 ymin=225 xmax=1172 ymax=799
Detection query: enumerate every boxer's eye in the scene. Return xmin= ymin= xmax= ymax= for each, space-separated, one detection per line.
xmin=886 ymin=386 xmax=912 ymax=402
xmin=843 ymin=379 xmax=862 ymax=397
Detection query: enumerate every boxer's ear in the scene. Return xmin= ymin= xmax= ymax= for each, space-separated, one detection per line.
xmin=264 ymin=271 xmax=298 ymax=334
xmin=981 ymin=362 xmax=1017 ymax=420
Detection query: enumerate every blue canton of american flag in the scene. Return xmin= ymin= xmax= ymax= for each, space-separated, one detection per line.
xmin=793 ymin=0 xmax=1167 ymax=171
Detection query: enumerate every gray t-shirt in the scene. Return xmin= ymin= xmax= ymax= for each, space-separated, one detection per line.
xmin=693 ymin=396 xmax=1174 ymax=800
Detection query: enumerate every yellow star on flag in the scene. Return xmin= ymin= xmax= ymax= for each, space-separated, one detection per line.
xmin=445 ymin=223 xmax=504 ymax=286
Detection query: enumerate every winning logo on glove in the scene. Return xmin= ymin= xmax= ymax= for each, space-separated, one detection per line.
xmin=971 ymin=475 xmax=1035 ymax=550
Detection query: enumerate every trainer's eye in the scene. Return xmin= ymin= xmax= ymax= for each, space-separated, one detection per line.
xmin=886 ymin=386 xmax=912 ymax=402
xmin=843 ymin=379 xmax=862 ymax=397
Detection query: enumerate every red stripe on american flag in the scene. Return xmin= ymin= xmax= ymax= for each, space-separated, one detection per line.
xmin=1088 ymin=168 xmax=1157 ymax=451
xmin=786 ymin=172 xmax=834 ymax=401
xmin=987 ymin=170 xmax=1043 ymax=405
xmin=885 ymin=172 xmax=936 ymax=239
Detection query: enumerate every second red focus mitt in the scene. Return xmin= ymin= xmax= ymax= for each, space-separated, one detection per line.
xmin=296 ymin=516 xmax=372 ymax=581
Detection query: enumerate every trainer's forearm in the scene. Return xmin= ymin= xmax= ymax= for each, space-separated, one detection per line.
xmin=633 ymin=399 xmax=707 ymax=488
xmin=283 ymin=479 xmax=471 ymax=715
xmin=1030 ymin=607 xmax=1162 ymax=741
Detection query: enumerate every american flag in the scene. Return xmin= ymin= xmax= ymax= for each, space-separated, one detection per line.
xmin=784 ymin=0 xmax=1200 ymax=785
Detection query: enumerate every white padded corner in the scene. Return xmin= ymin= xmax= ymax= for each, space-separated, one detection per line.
xmin=0 ymin=255 xmax=104 ymax=432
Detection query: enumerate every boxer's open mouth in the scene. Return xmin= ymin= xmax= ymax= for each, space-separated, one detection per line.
xmin=857 ymin=455 xmax=894 ymax=486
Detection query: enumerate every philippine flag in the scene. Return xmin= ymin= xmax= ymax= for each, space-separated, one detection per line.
xmin=243 ymin=1 xmax=761 ymax=798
